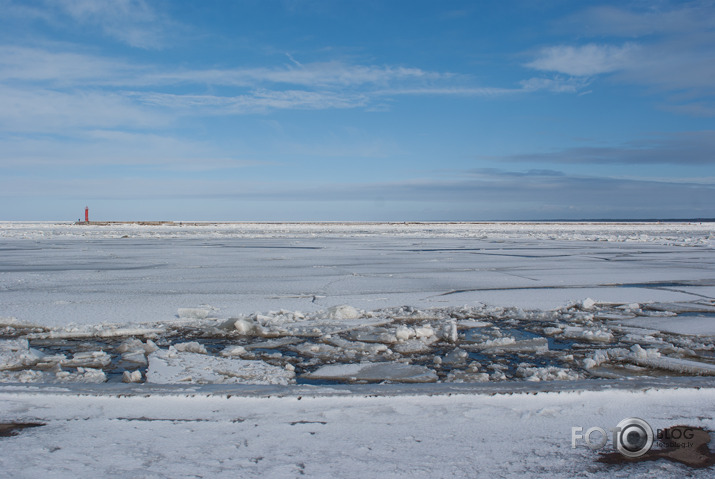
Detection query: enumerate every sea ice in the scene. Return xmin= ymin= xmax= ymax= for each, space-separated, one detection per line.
xmin=55 ymin=367 xmax=107 ymax=383
xmin=173 ymin=341 xmax=208 ymax=354
xmin=0 ymin=339 xmax=43 ymax=370
xmin=146 ymin=348 xmax=295 ymax=385
xmin=61 ymin=351 xmax=112 ymax=368
xmin=303 ymin=362 xmax=438 ymax=383
xmin=122 ymin=370 xmax=142 ymax=383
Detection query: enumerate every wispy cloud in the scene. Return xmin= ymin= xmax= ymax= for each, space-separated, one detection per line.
xmin=136 ymin=89 xmax=370 ymax=114
xmin=485 ymin=131 xmax=715 ymax=166
xmin=561 ymin=2 xmax=715 ymax=38
xmin=0 ymin=85 xmax=167 ymax=132
xmin=53 ymin=0 xmax=170 ymax=49
xmin=526 ymin=43 xmax=639 ymax=76
xmin=0 ymin=43 xmax=576 ymax=130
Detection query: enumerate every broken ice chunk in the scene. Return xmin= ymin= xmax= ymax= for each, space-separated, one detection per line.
xmin=291 ymin=342 xmax=344 ymax=359
xmin=629 ymin=344 xmax=660 ymax=359
xmin=220 ymin=345 xmax=248 ymax=357
xmin=628 ymin=355 xmax=715 ymax=376
xmin=515 ymin=365 xmax=580 ymax=381
xmin=121 ymin=350 xmax=148 ymax=366
xmin=55 ymin=367 xmax=107 ymax=383
xmin=414 ymin=325 xmax=435 ymax=339
xmin=173 ymin=341 xmax=208 ymax=354
xmin=0 ymin=339 xmax=44 ymax=370
xmin=122 ymin=370 xmax=143 ymax=383
xmin=445 ymin=370 xmax=490 ymax=383
xmin=442 ymin=348 xmax=469 ymax=365
xmin=456 ymin=320 xmax=492 ymax=328
xmin=440 ymin=322 xmax=458 ymax=342
xmin=581 ymin=298 xmax=597 ymax=310
xmin=243 ymin=337 xmax=302 ymax=351
xmin=643 ymin=302 xmax=715 ymax=314
xmin=348 ymin=329 xmax=398 ymax=344
xmin=116 ymin=338 xmax=158 ymax=355
xmin=302 ymin=362 xmax=437 ymax=383
xmin=324 ymin=337 xmax=389 ymax=355
xmin=320 ymin=305 xmax=361 ymax=320
xmin=61 ymin=351 xmax=112 ymax=368
xmin=562 ymin=327 xmax=613 ymax=342
xmin=147 ymin=350 xmax=295 ymax=385
xmin=392 ymin=339 xmax=436 ymax=354
xmin=229 ymin=318 xmax=265 ymax=336
xmin=395 ymin=326 xmax=413 ymax=341
xmin=0 ymin=369 xmax=52 ymax=383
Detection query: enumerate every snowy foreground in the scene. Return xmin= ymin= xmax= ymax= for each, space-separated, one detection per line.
xmin=1 ymin=382 xmax=714 ymax=478
xmin=1 ymin=222 xmax=715 ymax=476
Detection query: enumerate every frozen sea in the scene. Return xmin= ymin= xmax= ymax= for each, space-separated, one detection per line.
xmin=1 ymin=221 xmax=714 ymax=326
xmin=1 ymin=221 xmax=715 ymax=477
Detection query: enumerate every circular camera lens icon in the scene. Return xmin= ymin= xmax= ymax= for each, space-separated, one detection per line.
xmin=615 ymin=417 xmax=653 ymax=458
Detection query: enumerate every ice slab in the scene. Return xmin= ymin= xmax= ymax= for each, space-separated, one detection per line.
xmin=628 ymin=356 xmax=715 ymax=376
xmin=303 ymin=362 xmax=438 ymax=383
xmin=615 ymin=316 xmax=715 ymax=336
xmin=467 ymin=337 xmax=550 ymax=353
xmin=643 ymin=302 xmax=715 ymax=314
xmin=146 ymin=348 xmax=295 ymax=385
xmin=0 ymin=339 xmax=43 ymax=370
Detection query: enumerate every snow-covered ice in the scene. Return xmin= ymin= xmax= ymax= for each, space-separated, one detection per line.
xmin=1 ymin=221 xmax=713 ymax=326
xmin=146 ymin=348 xmax=295 ymax=385
xmin=1 ymin=383 xmax=714 ymax=477
xmin=1 ymin=221 xmax=714 ymax=476
xmin=303 ymin=361 xmax=438 ymax=383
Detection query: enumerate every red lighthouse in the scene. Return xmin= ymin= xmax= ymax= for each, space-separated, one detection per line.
xmin=85 ymin=206 xmax=89 ymax=223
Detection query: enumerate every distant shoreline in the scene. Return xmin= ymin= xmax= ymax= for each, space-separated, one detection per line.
xmin=70 ymin=219 xmax=715 ymax=226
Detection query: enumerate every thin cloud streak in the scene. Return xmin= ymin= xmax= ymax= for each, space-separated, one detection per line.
xmin=54 ymin=0 xmax=170 ymax=49
xmin=487 ymin=131 xmax=715 ymax=166
xmin=4 ymin=171 xmax=712 ymax=215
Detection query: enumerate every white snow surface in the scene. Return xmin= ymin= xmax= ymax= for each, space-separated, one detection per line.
xmin=2 ymin=222 xmax=715 ymax=476
xmin=0 ymin=385 xmax=713 ymax=477
xmin=1 ymin=221 xmax=713 ymax=327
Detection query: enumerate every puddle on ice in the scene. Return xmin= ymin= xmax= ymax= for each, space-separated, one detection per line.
xmin=3 ymin=300 xmax=715 ymax=386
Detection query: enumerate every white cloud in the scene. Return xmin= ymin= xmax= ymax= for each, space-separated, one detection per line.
xmin=0 ymin=46 xmax=138 ymax=85
xmin=526 ymin=43 xmax=639 ymax=76
xmin=53 ymin=0 xmax=167 ymax=49
xmin=135 ymin=89 xmax=369 ymax=114
xmin=0 ymin=85 xmax=168 ymax=132
xmin=535 ymin=3 xmax=715 ymax=114
xmin=519 ymin=76 xmax=591 ymax=93
xmin=562 ymin=3 xmax=715 ymax=37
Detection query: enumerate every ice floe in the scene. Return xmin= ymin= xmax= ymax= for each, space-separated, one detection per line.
xmin=146 ymin=348 xmax=295 ymax=385
xmin=302 ymin=362 xmax=438 ymax=383
xmin=2 ymin=299 xmax=715 ymax=385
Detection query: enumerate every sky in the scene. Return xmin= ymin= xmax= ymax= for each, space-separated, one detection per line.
xmin=0 ymin=0 xmax=714 ymax=221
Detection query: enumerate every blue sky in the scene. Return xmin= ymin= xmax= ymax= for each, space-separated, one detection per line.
xmin=1 ymin=0 xmax=714 ymax=221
